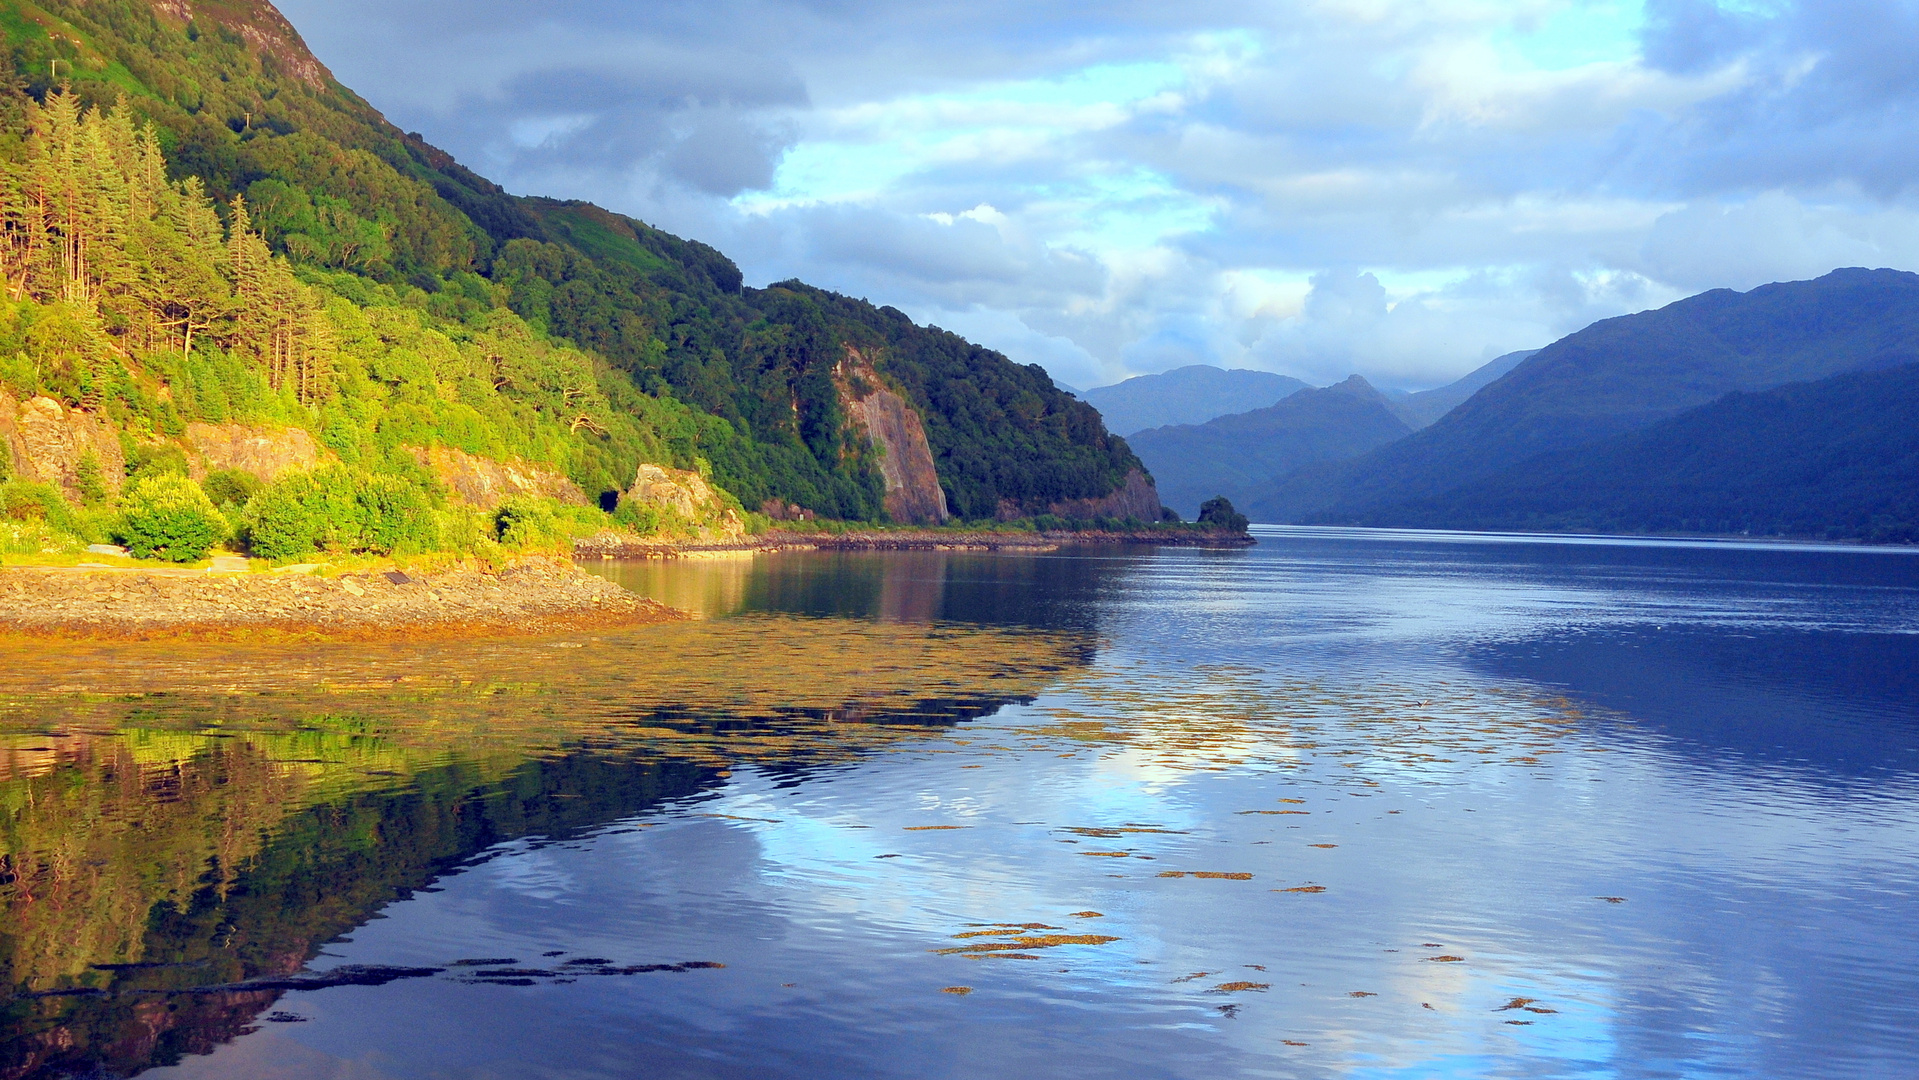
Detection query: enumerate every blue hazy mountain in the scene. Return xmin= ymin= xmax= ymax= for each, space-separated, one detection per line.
xmin=1126 ymin=376 xmax=1411 ymax=518
xmin=1081 ymin=365 xmax=1310 ymax=436
xmin=1360 ymin=361 xmax=1919 ymax=542
xmin=1249 ymin=268 xmax=1919 ymax=526
xmin=1385 ymin=349 xmax=1538 ymax=430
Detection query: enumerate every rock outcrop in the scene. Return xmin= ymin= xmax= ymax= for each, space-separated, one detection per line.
xmin=0 ymin=395 xmax=125 ymax=500
xmin=1048 ymin=468 xmax=1164 ymax=522
xmin=625 ymin=463 xmax=746 ymax=539
xmin=410 ymin=445 xmax=589 ymax=509
xmin=184 ymin=423 xmax=327 ymax=481
xmin=836 ymin=348 xmax=950 ymax=524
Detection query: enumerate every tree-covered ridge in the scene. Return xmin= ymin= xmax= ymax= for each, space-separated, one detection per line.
xmin=0 ymin=0 xmax=1150 ymax=529
xmin=0 ymin=92 xmax=729 ymax=508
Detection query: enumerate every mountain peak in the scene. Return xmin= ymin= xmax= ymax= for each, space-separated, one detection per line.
xmin=151 ymin=1 xmax=332 ymax=88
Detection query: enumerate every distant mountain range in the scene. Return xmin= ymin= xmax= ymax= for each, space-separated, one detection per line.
xmin=1249 ymin=268 xmax=1919 ymax=528
xmin=1126 ymin=376 xmax=1411 ymax=517
xmin=1364 ymin=361 xmax=1919 ymax=542
xmin=1383 ymin=350 xmax=1537 ymax=430
xmin=1081 ymin=366 xmax=1309 ymax=436
xmin=1124 ymin=351 xmax=1538 ymax=519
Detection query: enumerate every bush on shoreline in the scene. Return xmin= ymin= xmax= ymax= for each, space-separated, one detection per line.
xmin=246 ymin=466 xmax=441 ymax=560
xmin=118 ymin=475 xmax=226 ymax=562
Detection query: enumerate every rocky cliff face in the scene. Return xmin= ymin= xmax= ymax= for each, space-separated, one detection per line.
xmin=837 ymin=348 xmax=950 ymax=525
xmin=184 ymin=423 xmax=326 ymax=481
xmin=625 ymin=463 xmax=746 ymax=540
xmin=409 ymin=446 xmax=589 ymax=509
xmin=0 ymin=395 xmax=125 ymax=500
xmin=1047 ymin=468 xmax=1164 ymax=522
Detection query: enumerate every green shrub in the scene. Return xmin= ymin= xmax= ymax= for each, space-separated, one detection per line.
xmin=359 ymin=473 xmax=439 ymax=553
xmin=119 ymin=474 xmax=225 ymax=562
xmin=201 ymin=469 xmax=263 ymax=508
xmin=74 ymin=451 xmax=107 ymax=505
xmin=494 ymin=496 xmax=562 ymax=549
xmin=0 ymin=351 xmax=34 ymax=400
xmin=0 ymin=480 xmax=73 ymax=532
xmin=124 ymin=442 xmax=190 ymax=482
xmin=245 ymin=466 xmax=439 ymax=560
xmin=610 ymin=496 xmax=662 ymax=535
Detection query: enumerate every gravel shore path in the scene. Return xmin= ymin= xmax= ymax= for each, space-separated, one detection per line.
xmin=0 ymin=558 xmax=685 ymax=642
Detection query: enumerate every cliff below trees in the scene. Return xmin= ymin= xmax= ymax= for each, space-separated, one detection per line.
xmin=837 ymin=348 xmax=949 ymax=525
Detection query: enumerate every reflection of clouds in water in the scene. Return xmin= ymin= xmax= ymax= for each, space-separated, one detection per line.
xmin=480 ymin=845 xmax=582 ymax=903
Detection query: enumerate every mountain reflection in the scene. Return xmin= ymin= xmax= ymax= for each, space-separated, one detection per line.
xmin=0 ymin=614 xmax=1093 ymax=1079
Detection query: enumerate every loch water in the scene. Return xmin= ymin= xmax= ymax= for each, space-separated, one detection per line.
xmin=4 ymin=526 xmax=1919 ymax=1079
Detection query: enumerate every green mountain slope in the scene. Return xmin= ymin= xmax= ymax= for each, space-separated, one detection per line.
xmin=0 ymin=0 xmax=1149 ymax=535
xmin=1127 ymin=375 xmax=1410 ymax=519
xmin=1251 ymin=268 xmax=1919 ymax=524
xmin=1362 ymin=362 xmax=1919 ymax=542
xmin=1081 ymin=365 xmax=1310 ymax=436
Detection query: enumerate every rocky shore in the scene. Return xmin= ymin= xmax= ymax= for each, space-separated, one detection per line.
xmin=0 ymin=558 xmax=685 ymax=642
xmin=575 ymin=525 xmax=1255 ymax=558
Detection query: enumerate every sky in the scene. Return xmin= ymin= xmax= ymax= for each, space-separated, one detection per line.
xmin=274 ymin=0 xmax=1919 ymax=391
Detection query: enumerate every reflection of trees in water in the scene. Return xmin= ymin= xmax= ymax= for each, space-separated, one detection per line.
xmin=0 ymin=616 xmax=1094 ymax=1078
xmin=1 ymin=745 xmax=717 ymax=1079
xmin=594 ymin=548 xmax=1151 ymax=630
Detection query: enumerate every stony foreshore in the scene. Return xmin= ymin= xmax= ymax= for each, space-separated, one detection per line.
xmin=574 ymin=526 xmax=1256 ymax=558
xmin=0 ymin=558 xmax=685 ymax=642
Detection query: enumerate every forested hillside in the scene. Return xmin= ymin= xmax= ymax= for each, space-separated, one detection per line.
xmin=0 ymin=0 xmax=1148 ymax=559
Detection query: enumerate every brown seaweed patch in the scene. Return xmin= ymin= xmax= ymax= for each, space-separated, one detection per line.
xmin=1309 ymin=844 xmax=1339 ymax=849
xmin=1348 ymin=991 xmax=1377 ymax=998
xmin=1597 ymin=896 xmax=1627 ymax=903
xmin=1236 ymin=810 xmax=1310 ymax=815
xmin=1080 ymin=851 xmax=1131 ymax=857
xmin=1210 ymin=982 xmax=1270 ymax=993
xmin=1494 ymin=997 xmax=1536 ymax=1011
xmin=1062 ymin=826 xmax=1186 ymax=837
xmin=1171 ymin=971 xmax=1214 ymax=984
xmin=1156 ymin=871 xmax=1253 ymax=880
xmin=1278 ymin=798 xmax=1306 ymax=804
xmin=940 ymin=986 xmax=974 ymax=995
xmin=1068 ymin=911 xmax=1104 ymax=918
xmin=1275 ymin=885 xmax=1326 ymax=894
xmin=934 ymin=934 xmax=1120 ymax=955
xmin=1423 ymin=955 xmax=1465 ymax=963
xmin=904 ymin=825 xmax=968 ymax=831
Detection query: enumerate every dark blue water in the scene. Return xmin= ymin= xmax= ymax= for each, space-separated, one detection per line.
xmin=7 ymin=527 xmax=1918 ymax=1078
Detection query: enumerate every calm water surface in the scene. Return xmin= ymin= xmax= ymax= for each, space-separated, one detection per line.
xmin=4 ymin=526 xmax=1918 ymax=1079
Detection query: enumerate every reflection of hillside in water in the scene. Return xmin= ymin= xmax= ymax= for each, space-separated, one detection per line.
xmin=0 ymin=615 xmax=1091 ymax=1079
xmin=590 ymin=548 xmax=1150 ymax=628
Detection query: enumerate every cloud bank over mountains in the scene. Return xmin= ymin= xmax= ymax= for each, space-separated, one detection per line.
xmin=277 ymin=0 xmax=1919 ymax=391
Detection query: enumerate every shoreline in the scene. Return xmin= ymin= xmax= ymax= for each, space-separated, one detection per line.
xmin=2 ymin=528 xmax=1252 ymax=642
xmin=0 ymin=557 xmax=686 ymax=643
xmin=574 ymin=525 xmax=1256 ymax=559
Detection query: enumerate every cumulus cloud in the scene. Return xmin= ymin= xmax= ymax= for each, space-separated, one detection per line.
xmin=275 ymin=0 xmax=1919 ymax=390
